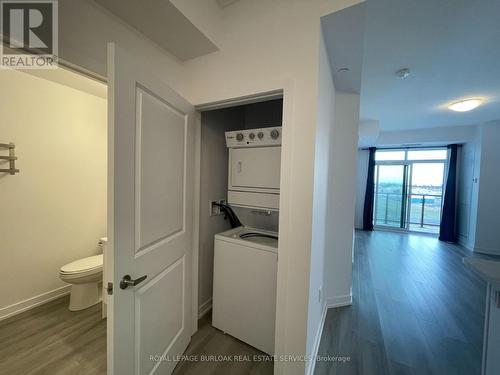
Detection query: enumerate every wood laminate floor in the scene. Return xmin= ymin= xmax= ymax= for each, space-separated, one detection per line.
xmin=0 ymin=296 xmax=106 ymax=375
xmin=315 ymin=230 xmax=496 ymax=375
xmin=173 ymin=312 xmax=273 ymax=375
xmin=0 ymin=299 xmax=272 ymax=375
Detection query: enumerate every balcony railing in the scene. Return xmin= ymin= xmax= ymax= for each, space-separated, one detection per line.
xmin=374 ymin=192 xmax=443 ymax=229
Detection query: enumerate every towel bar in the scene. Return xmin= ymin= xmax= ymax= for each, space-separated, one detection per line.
xmin=0 ymin=143 xmax=19 ymax=175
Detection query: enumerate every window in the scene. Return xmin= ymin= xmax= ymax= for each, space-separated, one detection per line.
xmin=407 ymin=149 xmax=447 ymax=160
xmin=373 ymin=148 xmax=448 ymax=234
xmin=374 ymin=150 xmax=405 ymax=161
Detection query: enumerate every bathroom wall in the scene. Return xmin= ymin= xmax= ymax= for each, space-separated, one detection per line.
xmin=0 ymin=69 xmax=107 ymax=319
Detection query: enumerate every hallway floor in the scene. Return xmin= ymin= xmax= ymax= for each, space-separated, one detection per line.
xmin=315 ymin=230 xmax=492 ymax=375
xmin=0 ymin=299 xmax=271 ymax=375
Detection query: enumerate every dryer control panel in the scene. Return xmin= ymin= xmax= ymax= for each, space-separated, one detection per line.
xmin=226 ymin=127 xmax=282 ymax=148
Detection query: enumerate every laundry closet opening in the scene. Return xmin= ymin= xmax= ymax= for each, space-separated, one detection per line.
xmin=197 ymin=97 xmax=283 ymax=356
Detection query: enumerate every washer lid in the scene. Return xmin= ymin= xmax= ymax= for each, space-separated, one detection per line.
xmin=239 ymin=232 xmax=278 ymax=247
xmin=60 ymin=254 xmax=103 ymax=274
xmin=215 ymin=226 xmax=278 ymax=253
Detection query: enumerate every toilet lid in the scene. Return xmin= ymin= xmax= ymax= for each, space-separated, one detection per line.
xmin=60 ymin=254 xmax=103 ymax=274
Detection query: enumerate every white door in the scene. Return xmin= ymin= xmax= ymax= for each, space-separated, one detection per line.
xmin=107 ymin=43 xmax=195 ymax=375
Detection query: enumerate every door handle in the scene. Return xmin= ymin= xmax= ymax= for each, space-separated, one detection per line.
xmin=120 ymin=274 xmax=147 ymax=289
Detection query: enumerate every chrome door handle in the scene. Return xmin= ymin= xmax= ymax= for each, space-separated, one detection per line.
xmin=120 ymin=274 xmax=147 ymax=289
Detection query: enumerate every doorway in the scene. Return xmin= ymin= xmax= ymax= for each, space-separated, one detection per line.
xmin=0 ymin=65 xmax=108 ymax=374
xmin=373 ymin=148 xmax=447 ymax=234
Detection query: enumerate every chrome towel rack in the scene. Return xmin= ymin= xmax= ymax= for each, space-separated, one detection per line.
xmin=0 ymin=143 xmax=19 ymax=175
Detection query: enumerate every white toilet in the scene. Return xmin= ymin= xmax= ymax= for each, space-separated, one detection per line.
xmin=59 ymin=238 xmax=107 ymax=311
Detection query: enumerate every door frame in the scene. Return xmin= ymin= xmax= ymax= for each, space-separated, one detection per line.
xmin=193 ymin=89 xmax=285 ymax=324
xmin=193 ymin=82 xmax=293 ymax=362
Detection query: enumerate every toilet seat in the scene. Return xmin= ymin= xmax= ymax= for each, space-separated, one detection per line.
xmin=60 ymin=254 xmax=103 ymax=279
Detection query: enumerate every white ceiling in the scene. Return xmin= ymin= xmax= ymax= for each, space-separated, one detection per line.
xmin=216 ymin=0 xmax=240 ymax=8
xmin=325 ymin=0 xmax=500 ymax=131
xmin=321 ymin=3 xmax=366 ymax=94
xmin=94 ymin=0 xmax=218 ymax=61
xmin=23 ymin=67 xmax=107 ymax=99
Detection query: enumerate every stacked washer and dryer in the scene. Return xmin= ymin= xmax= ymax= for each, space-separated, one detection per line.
xmin=212 ymin=126 xmax=281 ymax=355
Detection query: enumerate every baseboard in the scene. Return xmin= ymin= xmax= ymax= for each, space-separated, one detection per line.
xmin=198 ymin=298 xmax=212 ymax=319
xmin=474 ymin=246 xmax=500 ymax=256
xmin=0 ymin=285 xmax=71 ymax=321
xmin=305 ymin=295 xmax=353 ymax=375
xmin=326 ymin=294 xmax=352 ymax=308
xmin=305 ymin=301 xmax=328 ymax=375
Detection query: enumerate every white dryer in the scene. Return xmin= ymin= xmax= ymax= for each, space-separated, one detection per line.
xmin=212 ymin=226 xmax=278 ymax=355
xmin=225 ymin=127 xmax=281 ymax=210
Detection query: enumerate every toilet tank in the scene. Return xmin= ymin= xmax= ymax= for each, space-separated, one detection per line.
xmin=98 ymin=237 xmax=107 ymax=253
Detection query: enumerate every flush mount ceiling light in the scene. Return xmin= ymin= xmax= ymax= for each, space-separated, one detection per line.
xmin=395 ymin=68 xmax=410 ymax=79
xmin=448 ymin=98 xmax=483 ymax=112
xmin=337 ymin=67 xmax=350 ymax=73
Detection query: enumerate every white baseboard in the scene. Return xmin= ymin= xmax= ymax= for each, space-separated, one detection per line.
xmin=0 ymin=285 xmax=71 ymax=321
xmin=198 ymin=298 xmax=212 ymax=319
xmin=326 ymin=294 xmax=352 ymax=308
xmin=474 ymin=246 xmax=500 ymax=256
xmin=305 ymin=301 xmax=327 ymax=375
xmin=305 ymin=294 xmax=353 ymax=375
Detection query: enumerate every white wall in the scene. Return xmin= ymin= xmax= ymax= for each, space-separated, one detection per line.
xmin=0 ymin=69 xmax=107 ymax=319
xmin=354 ymin=149 xmax=369 ymax=229
xmin=375 ymin=125 xmax=478 ymax=147
xmin=473 ymin=122 xmax=500 ymax=255
xmin=323 ymin=93 xmax=359 ymax=304
xmin=59 ymin=0 xmax=189 ymax=86
xmin=307 ymin=31 xmax=335 ymax=371
xmin=457 ymin=140 xmax=478 ymax=248
xmin=458 ymin=122 xmax=500 ymax=255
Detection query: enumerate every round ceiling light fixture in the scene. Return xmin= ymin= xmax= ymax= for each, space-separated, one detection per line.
xmin=337 ymin=67 xmax=350 ymax=73
xmin=448 ymin=98 xmax=483 ymax=112
xmin=395 ymin=68 xmax=410 ymax=79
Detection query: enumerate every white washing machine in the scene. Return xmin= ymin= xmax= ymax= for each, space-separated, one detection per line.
xmin=212 ymin=226 xmax=278 ymax=355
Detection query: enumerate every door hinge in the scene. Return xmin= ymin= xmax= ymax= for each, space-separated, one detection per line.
xmin=107 ymin=282 xmax=114 ymax=295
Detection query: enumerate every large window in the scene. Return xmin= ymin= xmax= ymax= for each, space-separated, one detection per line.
xmin=373 ymin=148 xmax=447 ymax=234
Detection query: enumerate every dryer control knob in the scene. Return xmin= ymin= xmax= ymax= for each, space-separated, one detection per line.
xmin=270 ymin=129 xmax=280 ymax=139
xmin=249 ymin=132 xmax=255 ymax=140
xmin=257 ymin=132 xmax=264 ymax=139
xmin=236 ymin=133 xmax=244 ymax=141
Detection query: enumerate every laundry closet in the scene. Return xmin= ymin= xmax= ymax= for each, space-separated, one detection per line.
xmin=198 ymin=97 xmax=283 ymax=355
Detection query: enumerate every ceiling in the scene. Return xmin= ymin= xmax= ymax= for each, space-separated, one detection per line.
xmin=321 ymin=3 xmax=366 ymax=94
xmin=24 ymin=67 xmax=107 ymax=98
xmin=216 ymin=0 xmax=240 ymax=8
xmin=94 ymin=0 xmax=218 ymax=61
xmin=324 ymin=0 xmax=500 ymax=131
